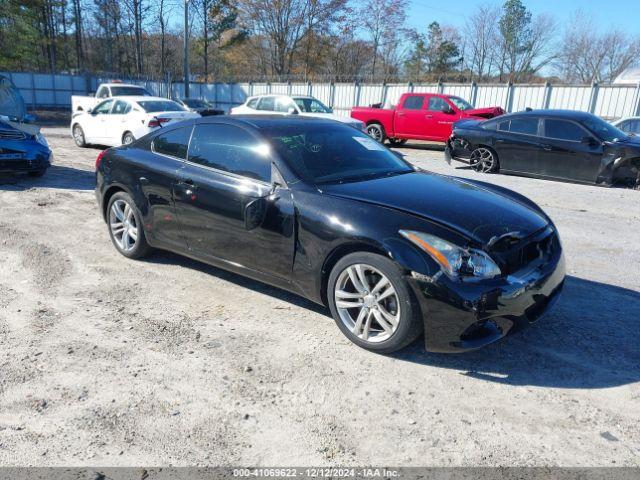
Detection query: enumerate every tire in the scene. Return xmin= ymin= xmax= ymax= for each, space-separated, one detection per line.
xmin=122 ymin=131 xmax=136 ymax=146
xmin=388 ymin=138 xmax=407 ymax=147
xmin=327 ymin=252 xmax=422 ymax=353
xmin=106 ymin=192 xmax=151 ymax=259
xmin=366 ymin=123 xmax=386 ymax=144
xmin=469 ymin=146 xmax=499 ymax=173
xmin=72 ymin=124 xmax=87 ymax=147
xmin=28 ymin=168 xmax=47 ymax=177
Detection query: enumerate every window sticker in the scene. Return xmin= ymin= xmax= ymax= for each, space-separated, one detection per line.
xmin=353 ymin=136 xmax=386 ymax=151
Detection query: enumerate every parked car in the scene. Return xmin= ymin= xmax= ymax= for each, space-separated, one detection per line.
xmin=71 ymin=96 xmax=199 ymax=147
xmin=230 ymin=94 xmax=365 ymax=130
xmin=71 ymin=82 xmax=153 ymax=112
xmin=446 ymin=109 xmax=640 ymax=187
xmin=612 ymin=116 xmax=640 ymax=135
xmin=176 ymin=98 xmax=224 ymax=116
xmin=0 ymin=75 xmax=52 ymax=177
xmin=95 ymin=115 xmax=565 ymax=353
xmin=351 ymin=93 xmax=505 ymax=145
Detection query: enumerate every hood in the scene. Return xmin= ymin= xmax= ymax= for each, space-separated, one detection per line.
xmin=0 ymin=75 xmax=27 ymax=122
xmin=299 ymin=112 xmax=363 ymax=125
xmin=463 ymin=106 xmax=505 ymax=119
xmin=320 ymin=171 xmax=549 ymax=245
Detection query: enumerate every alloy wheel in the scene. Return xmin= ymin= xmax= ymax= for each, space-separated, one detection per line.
xmin=109 ymin=199 xmax=138 ymax=252
xmin=334 ymin=263 xmax=400 ymax=343
xmin=73 ymin=125 xmax=84 ymax=146
xmin=470 ymin=147 xmax=496 ymax=173
xmin=367 ymin=125 xmax=384 ymax=143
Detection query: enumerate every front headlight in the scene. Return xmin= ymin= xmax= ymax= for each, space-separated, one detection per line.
xmin=35 ymin=133 xmax=49 ymax=148
xmin=399 ymin=230 xmax=501 ymax=280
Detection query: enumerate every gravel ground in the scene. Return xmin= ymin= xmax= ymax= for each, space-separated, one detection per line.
xmin=0 ymin=128 xmax=638 ymax=467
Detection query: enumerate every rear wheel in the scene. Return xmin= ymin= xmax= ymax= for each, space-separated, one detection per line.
xmin=107 ymin=192 xmax=151 ymax=259
xmin=327 ymin=252 xmax=422 ymax=353
xmin=122 ymin=131 xmax=136 ymax=146
xmin=366 ymin=123 xmax=386 ymax=143
xmin=72 ymin=124 xmax=86 ymax=147
xmin=388 ymin=138 xmax=407 ymax=147
xmin=470 ymin=146 xmax=499 ymax=173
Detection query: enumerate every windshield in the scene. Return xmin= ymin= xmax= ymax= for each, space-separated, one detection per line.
xmin=449 ymin=97 xmax=473 ymax=111
xmin=264 ymin=123 xmax=413 ymax=184
xmin=293 ymin=97 xmax=332 ymax=113
xmin=138 ymin=101 xmax=186 ymax=113
xmin=182 ymin=99 xmax=210 ymax=108
xmin=582 ymin=115 xmax=628 ymax=142
xmin=111 ymin=86 xmax=152 ymax=96
xmin=0 ymin=75 xmax=26 ymax=121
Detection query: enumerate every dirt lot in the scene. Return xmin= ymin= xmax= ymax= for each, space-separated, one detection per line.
xmin=0 ymin=127 xmax=639 ymax=467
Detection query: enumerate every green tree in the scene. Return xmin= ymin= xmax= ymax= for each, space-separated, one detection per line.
xmin=425 ymin=22 xmax=461 ymax=76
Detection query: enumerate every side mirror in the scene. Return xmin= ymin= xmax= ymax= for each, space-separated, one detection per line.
xmin=287 ymin=106 xmax=298 ymax=115
xmin=581 ymin=136 xmax=597 ymax=146
xmin=23 ymin=113 xmax=36 ymax=123
xmin=244 ymin=197 xmax=267 ymax=230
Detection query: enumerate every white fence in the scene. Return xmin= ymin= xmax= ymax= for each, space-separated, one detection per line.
xmin=3 ymin=71 xmax=640 ymax=120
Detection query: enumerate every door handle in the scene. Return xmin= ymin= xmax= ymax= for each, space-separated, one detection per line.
xmin=425 ymin=115 xmax=433 ymax=118
xmin=495 ymin=139 xmax=504 ymax=144
xmin=397 ymin=112 xmax=405 ymax=116
xmin=542 ymin=144 xmax=552 ymax=151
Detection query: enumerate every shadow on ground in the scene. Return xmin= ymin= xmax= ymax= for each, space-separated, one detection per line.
xmin=140 ymin=248 xmax=640 ymax=390
xmin=0 ymin=165 xmax=95 ymax=191
xmin=394 ymin=276 xmax=640 ymax=389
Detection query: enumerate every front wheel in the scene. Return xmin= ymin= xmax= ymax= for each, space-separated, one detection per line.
xmin=72 ymin=124 xmax=86 ymax=147
xmin=106 ymin=192 xmax=151 ymax=259
xmin=327 ymin=252 xmax=422 ymax=353
xmin=469 ymin=147 xmax=499 ymax=173
xmin=366 ymin=123 xmax=386 ymax=143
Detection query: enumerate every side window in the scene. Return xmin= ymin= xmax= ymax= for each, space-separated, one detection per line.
xmin=96 ymin=86 xmax=109 ymax=98
xmin=402 ymin=95 xmax=424 ymax=110
xmin=427 ymin=96 xmax=449 ymax=112
xmin=152 ymin=126 xmax=192 ymax=159
xmin=497 ymin=120 xmax=510 ymax=132
xmin=275 ymin=97 xmax=295 ymax=113
xmin=257 ymin=97 xmax=275 ymax=111
xmin=188 ymin=124 xmax=271 ymax=182
xmin=94 ymin=99 xmax=114 ymax=114
xmin=619 ymin=119 xmax=639 ymax=134
xmin=112 ymin=100 xmax=130 ymax=115
xmin=544 ymin=119 xmax=587 ymax=142
xmin=247 ymin=98 xmax=258 ymax=109
xmin=509 ymin=117 xmax=539 ymax=135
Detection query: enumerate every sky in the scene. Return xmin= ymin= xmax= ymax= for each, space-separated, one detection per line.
xmin=406 ymin=0 xmax=640 ymax=35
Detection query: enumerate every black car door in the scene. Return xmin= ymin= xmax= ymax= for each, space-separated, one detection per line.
xmin=540 ymin=118 xmax=603 ymax=182
xmin=493 ymin=116 xmax=542 ymax=173
xmin=133 ymin=125 xmax=193 ymax=251
xmin=173 ymin=122 xmax=296 ymax=281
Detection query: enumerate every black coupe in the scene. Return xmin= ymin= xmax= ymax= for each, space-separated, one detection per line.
xmin=446 ymin=109 xmax=640 ymax=187
xmin=96 ymin=116 xmax=565 ymax=353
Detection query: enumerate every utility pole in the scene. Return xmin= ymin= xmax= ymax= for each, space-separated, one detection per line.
xmin=184 ymin=0 xmax=190 ymax=98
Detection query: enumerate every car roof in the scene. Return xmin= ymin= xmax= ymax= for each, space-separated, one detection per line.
xmin=102 ymin=83 xmax=147 ymax=89
xmin=198 ymin=114 xmax=344 ymax=129
xmin=500 ymin=109 xmax=597 ymax=120
xmin=107 ymin=96 xmax=174 ymax=103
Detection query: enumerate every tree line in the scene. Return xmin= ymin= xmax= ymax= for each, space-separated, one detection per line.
xmin=0 ymin=0 xmax=639 ymax=84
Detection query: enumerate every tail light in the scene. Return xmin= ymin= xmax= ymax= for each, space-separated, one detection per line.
xmin=148 ymin=117 xmax=171 ymax=128
xmin=95 ymin=150 xmax=107 ymax=171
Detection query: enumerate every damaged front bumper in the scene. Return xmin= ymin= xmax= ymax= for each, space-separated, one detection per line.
xmin=408 ymin=251 xmax=566 ymax=353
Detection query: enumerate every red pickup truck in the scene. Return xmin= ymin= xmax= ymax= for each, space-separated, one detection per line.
xmin=351 ymin=93 xmax=505 ymax=145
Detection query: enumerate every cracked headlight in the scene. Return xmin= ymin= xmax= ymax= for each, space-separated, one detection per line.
xmin=400 ymin=230 xmax=501 ymax=280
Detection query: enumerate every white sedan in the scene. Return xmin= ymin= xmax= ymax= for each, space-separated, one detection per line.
xmin=612 ymin=117 xmax=640 ymax=135
xmin=70 ymin=96 xmax=199 ymax=147
xmin=230 ymin=94 xmax=365 ymax=130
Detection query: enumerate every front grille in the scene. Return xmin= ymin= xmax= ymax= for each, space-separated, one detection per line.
xmin=0 ymin=130 xmax=26 ymax=140
xmin=494 ymin=228 xmax=559 ymax=275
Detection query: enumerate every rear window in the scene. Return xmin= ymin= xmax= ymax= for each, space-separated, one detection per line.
xmin=152 ymin=126 xmax=192 ymax=159
xmin=138 ymin=100 xmax=186 ymax=113
xmin=402 ymin=95 xmax=424 ymax=110
xmin=111 ymin=86 xmax=152 ymax=96
xmin=508 ymin=117 xmax=539 ymax=135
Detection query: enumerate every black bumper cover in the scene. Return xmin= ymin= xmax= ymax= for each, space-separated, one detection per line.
xmin=410 ymin=252 xmax=566 ymax=352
